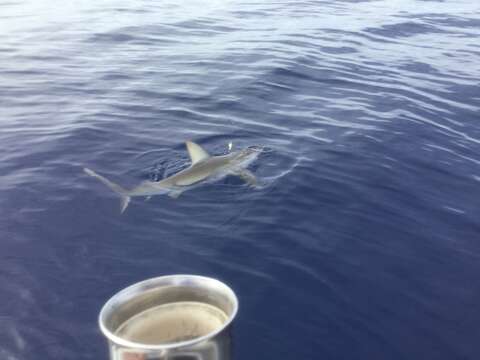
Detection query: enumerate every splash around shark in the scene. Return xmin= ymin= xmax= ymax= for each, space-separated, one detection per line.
xmin=84 ymin=141 xmax=262 ymax=213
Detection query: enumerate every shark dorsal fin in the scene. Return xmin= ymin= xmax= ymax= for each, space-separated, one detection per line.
xmin=186 ymin=141 xmax=209 ymax=165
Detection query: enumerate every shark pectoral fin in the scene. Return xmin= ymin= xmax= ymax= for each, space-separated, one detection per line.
xmin=168 ymin=189 xmax=184 ymax=199
xmin=234 ymin=169 xmax=257 ymax=186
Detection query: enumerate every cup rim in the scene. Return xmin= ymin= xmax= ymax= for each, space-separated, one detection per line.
xmin=98 ymin=274 xmax=238 ymax=350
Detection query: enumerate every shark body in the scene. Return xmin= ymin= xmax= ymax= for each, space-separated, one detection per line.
xmin=84 ymin=141 xmax=261 ymax=213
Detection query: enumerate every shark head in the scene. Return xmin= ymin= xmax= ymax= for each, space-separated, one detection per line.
xmin=229 ymin=146 xmax=262 ymax=167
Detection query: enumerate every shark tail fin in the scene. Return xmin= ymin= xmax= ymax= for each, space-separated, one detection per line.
xmin=84 ymin=167 xmax=131 ymax=214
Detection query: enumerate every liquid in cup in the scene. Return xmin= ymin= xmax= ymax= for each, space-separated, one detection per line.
xmin=115 ymin=301 xmax=229 ymax=345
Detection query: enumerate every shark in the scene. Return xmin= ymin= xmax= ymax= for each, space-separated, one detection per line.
xmin=84 ymin=141 xmax=261 ymax=213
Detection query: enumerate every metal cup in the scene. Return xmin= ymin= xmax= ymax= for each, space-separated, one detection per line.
xmin=99 ymin=275 xmax=238 ymax=360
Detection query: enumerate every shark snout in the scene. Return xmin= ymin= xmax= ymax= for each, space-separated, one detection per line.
xmin=231 ymin=146 xmax=262 ymax=166
xmin=246 ymin=145 xmax=263 ymax=152
xmin=241 ymin=146 xmax=263 ymax=157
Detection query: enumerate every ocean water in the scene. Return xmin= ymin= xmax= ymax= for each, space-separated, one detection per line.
xmin=1 ymin=0 xmax=480 ymax=359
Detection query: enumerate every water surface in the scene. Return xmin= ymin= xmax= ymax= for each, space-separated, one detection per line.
xmin=1 ymin=0 xmax=480 ymax=359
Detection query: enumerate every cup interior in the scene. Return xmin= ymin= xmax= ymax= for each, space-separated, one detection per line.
xmin=99 ymin=275 xmax=238 ymax=349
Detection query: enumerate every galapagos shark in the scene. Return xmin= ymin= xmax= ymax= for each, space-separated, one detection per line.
xmin=84 ymin=141 xmax=261 ymax=213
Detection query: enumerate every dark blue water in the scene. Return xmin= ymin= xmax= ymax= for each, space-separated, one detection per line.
xmin=1 ymin=0 xmax=480 ymax=359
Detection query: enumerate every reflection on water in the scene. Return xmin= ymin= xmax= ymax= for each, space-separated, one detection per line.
xmin=1 ymin=0 xmax=480 ymax=359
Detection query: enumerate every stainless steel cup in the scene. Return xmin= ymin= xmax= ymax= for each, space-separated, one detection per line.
xmin=99 ymin=275 xmax=238 ymax=360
